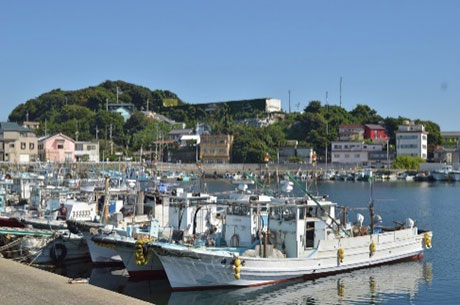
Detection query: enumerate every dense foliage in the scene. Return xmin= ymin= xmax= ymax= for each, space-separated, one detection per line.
xmin=8 ymin=81 xmax=443 ymax=163
xmin=392 ymin=155 xmax=426 ymax=170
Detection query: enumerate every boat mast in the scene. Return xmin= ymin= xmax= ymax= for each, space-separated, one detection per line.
xmin=369 ymin=180 xmax=375 ymax=233
xmin=325 ymin=91 xmax=329 ymax=169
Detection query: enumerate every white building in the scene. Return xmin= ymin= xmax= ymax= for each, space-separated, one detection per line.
xmin=331 ymin=141 xmax=383 ymax=165
xmin=75 ymin=141 xmax=99 ymax=162
xmin=395 ymin=121 xmax=428 ymax=159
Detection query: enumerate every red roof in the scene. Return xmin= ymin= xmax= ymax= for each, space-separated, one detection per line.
xmin=339 ymin=124 xmax=363 ymax=128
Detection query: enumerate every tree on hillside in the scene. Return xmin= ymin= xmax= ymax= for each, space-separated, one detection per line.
xmin=350 ymin=104 xmax=382 ymax=124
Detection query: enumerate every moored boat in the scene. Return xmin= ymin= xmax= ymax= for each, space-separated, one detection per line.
xmin=432 ymin=165 xmax=452 ymax=181
xmin=150 ymin=178 xmax=432 ymax=290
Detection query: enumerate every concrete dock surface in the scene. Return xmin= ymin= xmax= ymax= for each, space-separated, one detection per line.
xmin=0 ymin=258 xmax=151 ymax=305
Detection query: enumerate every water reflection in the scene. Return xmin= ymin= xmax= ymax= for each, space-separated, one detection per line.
xmin=57 ymin=261 xmax=429 ymax=305
xmin=168 ymin=262 xmax=432 ymax=305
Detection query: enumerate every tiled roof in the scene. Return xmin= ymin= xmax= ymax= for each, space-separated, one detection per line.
xmin=364 ymin=124 xmax=385 ymax=130
xmin=168 ymin=128 xmax=193 ymax=135
xmin=38 ymin=132 xmax=75 ymax=143
xmin=339 ymin=124 xmax=363 ymax=128
xmin=0 ymin=122 xmax=33 ymax=133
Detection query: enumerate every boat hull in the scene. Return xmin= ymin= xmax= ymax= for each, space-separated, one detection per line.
xmin=432 ymin=172 xmax=449 ymax=181
xmin=114 ymin=242 xmax=165 ymax=280
xmin=154 ymin=229 xmax=430 ymax=290
xmin=83 ymin=232 xmax=122 ymax=264
xmin=27 ymin=235 xmax=89 ymax=264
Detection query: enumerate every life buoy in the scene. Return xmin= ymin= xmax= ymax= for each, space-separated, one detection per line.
xmin=50 ymin=243 xmax=67 ymax=263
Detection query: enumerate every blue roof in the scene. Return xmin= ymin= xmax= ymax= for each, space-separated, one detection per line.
xmin=0 ymin=122 xmax=34 ymax=133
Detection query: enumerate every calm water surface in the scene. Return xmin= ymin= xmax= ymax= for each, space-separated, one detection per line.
xmin=49 ymin=180 xmax=458 ymax=304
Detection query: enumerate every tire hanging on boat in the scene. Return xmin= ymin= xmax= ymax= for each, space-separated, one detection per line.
xmin=50 ymin=243 xmax=67 ymax=263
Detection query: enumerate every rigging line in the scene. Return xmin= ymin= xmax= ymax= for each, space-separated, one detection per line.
xmin=286 ymin=173 xmax=350 ymax=237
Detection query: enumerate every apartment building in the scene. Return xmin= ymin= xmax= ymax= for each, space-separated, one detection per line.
xmin=395 ymin=121 xmax=428 ymax=159
xmin=200 ymin=134 xmax=233 ymax=164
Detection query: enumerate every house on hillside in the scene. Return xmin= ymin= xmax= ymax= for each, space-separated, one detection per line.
xmin=168 ymin=128 xmax=194 ymax=142
xmin=200 ymin=134 xmax=234 ymax=164
xmin=75 ymin=141 xmax=99 ymax=162
xmin=141 ymin=111 xmax=186 ymax=129
xmin=38 ymin=133 xmax=75 ymax=163
xmin=108 ymin=104 xmax=135 ymax=121
xmin=338 ymin=124 xmax=364 ymax=141
xmin=364 ymin=124 xmax=388 ymax=143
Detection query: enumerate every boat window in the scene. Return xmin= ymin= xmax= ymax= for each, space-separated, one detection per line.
xmin=305 ymin=221 xmax=315 ymax=248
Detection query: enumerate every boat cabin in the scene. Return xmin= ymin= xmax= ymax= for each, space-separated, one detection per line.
xmin=168 ymin=189 xmax=219 ymax=236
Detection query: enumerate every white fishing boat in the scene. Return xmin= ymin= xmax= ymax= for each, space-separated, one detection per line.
xmin=94 ymin=189 xmax=222 ymax=279
xmin=449 ymin=170 xmax=460 ymax=181
xmin=432 ymin=165 xmax=452 ymax=181
xmin=151 ymin=181 xmax=432 ymax=290
xmin=91 ymin=220 xmax=170 ymax=279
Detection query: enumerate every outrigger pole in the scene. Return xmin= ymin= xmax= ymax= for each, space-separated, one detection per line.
xmin=286 ymin=173 xmax=350 ymax=237
xmin=243 ymin=172 xmax=275 ymax=197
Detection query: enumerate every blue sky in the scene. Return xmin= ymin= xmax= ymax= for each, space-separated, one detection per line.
xmin=1 ymin=1 xmax=459 ymax=129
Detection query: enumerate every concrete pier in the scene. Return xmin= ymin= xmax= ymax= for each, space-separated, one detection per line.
xmin=0 ymin=258 xmax=151 ymax=305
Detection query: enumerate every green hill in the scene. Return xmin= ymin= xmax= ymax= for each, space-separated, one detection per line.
xmin=9 ymin=80 xmax=183 ymax=123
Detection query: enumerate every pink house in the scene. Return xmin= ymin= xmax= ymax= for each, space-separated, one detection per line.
xmin=38 ymin=133 xmax=75 ymax=163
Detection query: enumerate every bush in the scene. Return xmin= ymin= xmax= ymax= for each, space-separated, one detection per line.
xmin=392 ymin=155 xmax=425 ymax=170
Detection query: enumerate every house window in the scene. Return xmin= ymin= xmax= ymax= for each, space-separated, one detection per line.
xmin=29 ymin=143 xmax=34 ymax=150
xmin=75 ymin=144 xmax=84 ymax=151
xmin=355 ymin=154 xmax=360 ymax=158
xmin=58 ymin=144 xmax=64 ymax=149
xmin=21 ymin=142 xmax=26 ymax=150
xmin=334 ymin=154 xmax=340 ymax=158
xmin=38 ymin=144 xmax=43 ymax=150
xmin=5 ymin=154 xmax=9 ymax=161
xmin=9 ymin=143 xmax=14 ymax=148
xmin=345 ymin=154 xmax=350 ymax=158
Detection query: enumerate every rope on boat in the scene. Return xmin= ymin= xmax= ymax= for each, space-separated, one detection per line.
xmin=286 ymin=173 xmax=350 ymax=237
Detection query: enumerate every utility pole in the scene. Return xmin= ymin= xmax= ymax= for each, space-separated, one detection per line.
xmin=387 ymin=139 xmax=390 ymax=168
xmin=339 ymin=76 xmax=343 ymax=108
xmin=109 ymin=123 xmax=113 ymax=155
xmin=44 ymin=120 xmax=47 ymax=136
xmin=26 ymin=111 xmax=29 ymax=122
xmin=116 ymin=87 xmax=121 ymax=104
xmin=106 ymin=98 xmax=109 ymax=111
xmin=65 ymin=97 xmax=68 ymax=106
xmin=95 ymin=127 xmax=99 ymax=141
xmin=75 ymin=122 xmax=79 ymax=141
xmin=146 ymin=98 xmax=149 ymax=112
xmin=288 ymin=90 xmax=291 ymax=114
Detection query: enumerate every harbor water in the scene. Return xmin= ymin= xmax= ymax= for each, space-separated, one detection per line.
xmin=42 ymin=180 xmax=457 ymax=304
